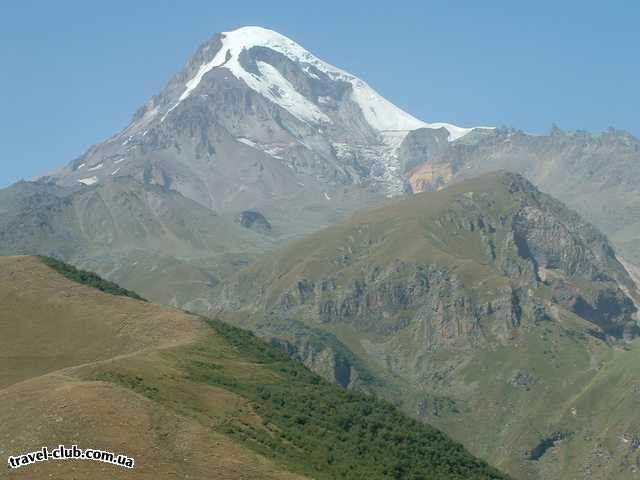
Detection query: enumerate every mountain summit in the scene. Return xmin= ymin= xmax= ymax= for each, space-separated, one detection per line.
xmin=50 ymin=26 xmax=489 ymax=204
xmin=158 ymin=26 xmax=433 ymax=132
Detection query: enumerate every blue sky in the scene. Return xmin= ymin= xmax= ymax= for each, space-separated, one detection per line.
xmin=1 ymin=0 xmax=638 ymax=188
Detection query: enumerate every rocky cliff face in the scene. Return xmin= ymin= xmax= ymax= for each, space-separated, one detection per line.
xmin=217 ymin=173 xmax=639 ymax=351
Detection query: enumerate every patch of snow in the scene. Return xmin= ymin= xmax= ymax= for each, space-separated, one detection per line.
xmin=76 ymin=163 xmax=86 ymax=170
xmin=78 ymin=176 xmax=98 ymax=186
xmin=87 ymin=163 xmax=104 ymax=172
xmin=345 ymin=77 xmax=426 ymax=132
xmin=114 ymin=158 xmax=125 ymax=165
xmin=420 ymin=123 xmax=476 ymax=142
xmin=142 ymin=130 xmax=149 ymax=137
xmin=619 ymin=256 xmax=640 ymax=289
xmin=262 ymin=145 xmax=285 ymax=159
xmin=254 ymin=60 xmax=329 ymax=123
xmin=617 ymin=256 xmax=640 ymax=325
xmin=323 ymin=192 xmax=331 ymax=200
xmin=237 ymin=137 xmax=258 ymax=148
xmin=111 ymin=168 xmax=121 ymax=176
xmin=236 ymin=137 xmax=286 ymax=159
xmin=332 ymin=131 xmax=409 ymax=197
xmin=303 ymin=65 xmax=320 ymax=79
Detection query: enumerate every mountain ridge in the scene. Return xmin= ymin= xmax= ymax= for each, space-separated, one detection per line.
xmin=213 ymin=171 xmax=640 ymax=479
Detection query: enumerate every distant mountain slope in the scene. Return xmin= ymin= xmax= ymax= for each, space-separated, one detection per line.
xmin=399 ymin=126 xmax=640 ymax=263
xmin=0 ymin=256 xmax=508 ymax=479
xmin=214 ymin=172 xmax=640 ymax=479
xmin=0 ymin=26 xmax=488 ymax=312
xmin=0 ymin=177 xmax=274 ymax=309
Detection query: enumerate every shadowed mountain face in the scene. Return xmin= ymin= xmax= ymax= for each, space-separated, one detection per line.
xmin=0 ymin=256 xmax=509 ymax=480
xmin=214 ymin=172 xmax=640 ymax=480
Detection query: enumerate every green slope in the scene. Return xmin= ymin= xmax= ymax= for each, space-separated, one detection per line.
xmin=81 ymin=317 xmax=509 ymax=480
xmin=0 ymin=256 xmax=509 ymax=479
xmin=215 ymin=172 xmax=640 ymax=479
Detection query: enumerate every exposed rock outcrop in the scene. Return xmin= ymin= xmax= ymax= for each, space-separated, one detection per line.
xmin=236 ymin=210 xmax=272 ymax=233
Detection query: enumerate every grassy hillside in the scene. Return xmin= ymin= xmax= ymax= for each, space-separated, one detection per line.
xmin=0 ymin=256 xmax=508 ymax=479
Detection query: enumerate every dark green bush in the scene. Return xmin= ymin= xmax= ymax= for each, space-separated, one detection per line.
xmin=39 ymin=256 xmax=146 ymax=301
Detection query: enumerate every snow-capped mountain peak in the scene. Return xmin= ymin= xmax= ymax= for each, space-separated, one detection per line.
xmin=56 ymin=26 xmax=491 ymax=200
xmin=162 ymin=26 xmax=479 ymax=140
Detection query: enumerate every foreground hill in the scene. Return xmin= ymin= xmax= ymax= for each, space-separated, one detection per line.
xmin=0 ymin=256 xmax=507 ymax=479
xmin=215 ymin=172 xmax=640 ymax=479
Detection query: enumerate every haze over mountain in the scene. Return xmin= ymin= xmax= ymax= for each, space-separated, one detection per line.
xmin=2 ymin=25 xmax=640 ymax=480
xmin=3 ymin=26 xmax=639 ymax=309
